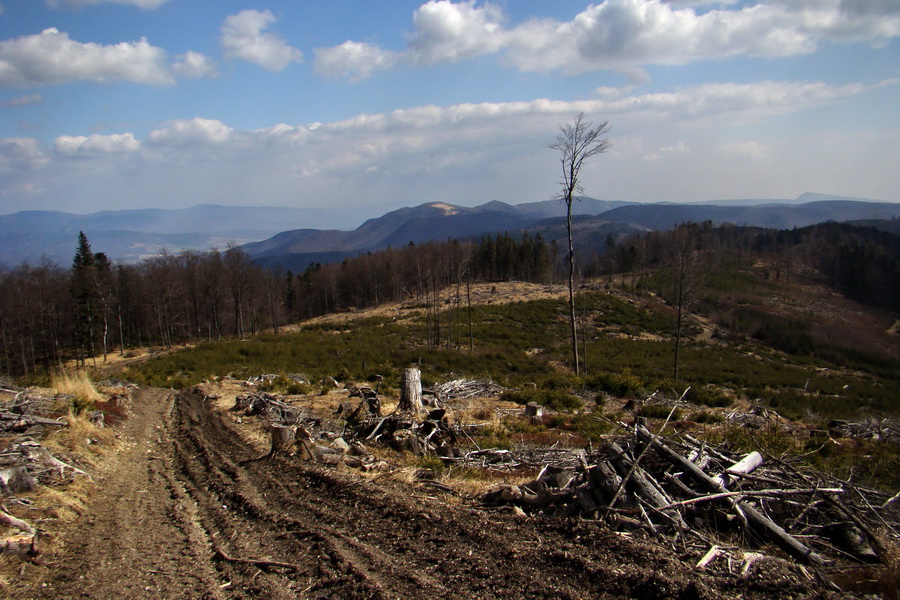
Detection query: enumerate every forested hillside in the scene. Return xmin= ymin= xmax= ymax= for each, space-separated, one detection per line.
xmin=1 ymin=221 xmax=898 ymax=382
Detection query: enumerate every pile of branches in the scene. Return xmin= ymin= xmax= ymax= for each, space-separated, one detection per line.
xmin=479 ymin=424 xmax=899 ymax=569
xmin=232 ymin=392 xmax=308 ymax=426
xmin=828 ymin=418 xmax=899 ymax=443
xmin=0 ymin=389 xmax=99 ymax=561
xmin=429 ymin=378 xmax=505 ymax=401
xmin=346 ymin=406 xmax=460 ymax=457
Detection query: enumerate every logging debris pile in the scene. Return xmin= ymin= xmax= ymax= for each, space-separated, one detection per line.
xmin=0 ymin=385 xmax=119 ymax=561
xmin=478 ymin=423 xmax=900 ymax=576
xmin=227 ymin=382 xmax=900 ymax=585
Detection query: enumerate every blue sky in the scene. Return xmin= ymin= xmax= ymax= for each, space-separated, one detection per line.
xmin=0 ymin=0 xmax=897 ymax=228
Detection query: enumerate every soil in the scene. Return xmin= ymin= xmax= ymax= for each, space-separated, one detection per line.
xmin=7 ymin=387 xmax=848 ymax=600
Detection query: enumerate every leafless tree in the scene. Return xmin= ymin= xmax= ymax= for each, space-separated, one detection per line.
xmin=550 ymin=113 xmax=610 ymax=375
xmin=667 ymin=224 xmax=705 ymax=382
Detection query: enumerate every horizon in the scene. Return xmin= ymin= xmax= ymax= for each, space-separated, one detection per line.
xmin=0 ymin=1 xmax=898 ymax=218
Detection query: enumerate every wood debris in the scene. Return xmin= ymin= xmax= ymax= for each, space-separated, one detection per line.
xmin=477 ymin=422 xmax=900 ymax=571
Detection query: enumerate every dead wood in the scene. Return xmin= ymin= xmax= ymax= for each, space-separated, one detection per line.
xmin=213 ymin=548 xmax=306 ymax=573
xmin=0 ymin=507 xmax=37 ymax=535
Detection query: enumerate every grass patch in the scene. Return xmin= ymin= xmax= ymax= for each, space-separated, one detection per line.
xmin=501 ymin=388 xmax=583 ymax=412
xmin=50 ymin=369 xmax=104 ymax=414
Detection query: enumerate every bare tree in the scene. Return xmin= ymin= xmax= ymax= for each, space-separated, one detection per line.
xmin=550 ymin=113 xmax=610 ymax=375
xmin=667 ymin=224 xmax=705 ymax=382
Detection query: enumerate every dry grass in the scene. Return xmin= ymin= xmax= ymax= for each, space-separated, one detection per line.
xmin=42 ymin=412 xmax=119 ymax=467
xmin=49 ymin=369 xmax=103 ymax=407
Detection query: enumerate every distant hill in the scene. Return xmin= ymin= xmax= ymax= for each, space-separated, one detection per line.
xmin=243 ymin=195 xmax=900 ymax=271
xmin=2 ymin=193 xmax=896 ymax=269
xmin=0 ymin=204 xmax=345 ymax=267
xmin=597 ymin=200 xmax=900 ymax=231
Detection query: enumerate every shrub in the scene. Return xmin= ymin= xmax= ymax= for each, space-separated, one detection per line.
xmin=572 ymin=410 xmax=615 ymax=442
xmin=691 ymin=410 xmax=725 ymax=424
xmin=685 ymin=386 xmax=732 ymax=408
xmin=637 ymin=404 xmax=681 ymax=420
xmin=585 ymin=370 xmax=644 ymax=398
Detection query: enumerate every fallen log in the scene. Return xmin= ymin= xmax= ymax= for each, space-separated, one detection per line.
xmin=0 ymin=507 xmax=37 ymax=535
xmin=657 ymin=488 xmax=845 ymax=510
xmin=0 ymin=412 xmax=67 ymax=429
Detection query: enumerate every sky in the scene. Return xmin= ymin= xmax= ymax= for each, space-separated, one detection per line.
xmin=0 ymin=0 xmax=898 ymax=229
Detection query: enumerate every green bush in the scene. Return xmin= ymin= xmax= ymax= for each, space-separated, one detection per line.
xmin=572 ymin=410 xmax=615 ymax=442
xmin=684 ymin=386 xmax=732 ymax=408
xmin=585 ymin=370 xmax=644 ymax=398
xmin=690 ymin=410 xmax=725 ymax=424
xmin=637 ymin=404 xmax=681 ymax=420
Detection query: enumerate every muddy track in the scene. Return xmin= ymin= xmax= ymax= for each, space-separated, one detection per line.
xmin=10 ymin=388 xmax=839 ymax=599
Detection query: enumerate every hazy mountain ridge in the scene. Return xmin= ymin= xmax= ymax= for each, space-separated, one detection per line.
xmin=0 ymin=204 xmax=346 ymax=267
xmin=1 ymin=194 xmax=896 ymax=269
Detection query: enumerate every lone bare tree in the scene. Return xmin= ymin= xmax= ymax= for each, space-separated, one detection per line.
xmin=550 ymin=114 xmax=610 ymax=375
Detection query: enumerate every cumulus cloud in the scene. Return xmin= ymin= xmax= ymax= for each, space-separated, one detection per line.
xmin=173 ymin=51 xmax=217 ymax=78
xmin=407 ymin=0 xmax=506 ymax=64
xmin=54 ymin=132 xmax=140 ymax=157
xmin=0 ymin=94 xmax=43 ymax=107
xmin=147 ymin=118 xmax=232 ymax=147
xmin=0 ymin=28 xmax=173 ymax=87
xmin=220 ymin=10 xmax=302 ymax=71
xmin=314 ymin=0 xmax=900 ymax=79
xmin=46 ymin=0 xmax=170 ymax=8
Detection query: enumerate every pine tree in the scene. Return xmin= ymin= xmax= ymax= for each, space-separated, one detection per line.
xmin=71 ymin=231 xmax=101 ymax=365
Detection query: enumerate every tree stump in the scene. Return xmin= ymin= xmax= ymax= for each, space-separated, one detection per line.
xmin=398 ymin=368 xmax=423 ymax=414
xmin=268 ymin=424 xmax=295 ymax=457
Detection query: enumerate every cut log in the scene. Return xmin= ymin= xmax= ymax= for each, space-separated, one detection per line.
xmin=398 ymin=368 xmax=423 ymax=414
xmin=714 ymin=451 xmax=763 ymax=489
xmin=588 ymin=461 xmax=623 ymax=505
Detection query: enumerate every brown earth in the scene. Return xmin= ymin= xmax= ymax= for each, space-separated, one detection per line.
xmin=4 ymin=386 xmax=850 ymax=600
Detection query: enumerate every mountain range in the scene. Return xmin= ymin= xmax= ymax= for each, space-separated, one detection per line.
xmin=1 ymin=193 xmax=897 ymax=270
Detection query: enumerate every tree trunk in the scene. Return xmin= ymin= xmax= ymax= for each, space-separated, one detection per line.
xmin=566 ymin=197 xmax=580 ymax=376
xmin=399 ymin=368 xmax=423 ymax=413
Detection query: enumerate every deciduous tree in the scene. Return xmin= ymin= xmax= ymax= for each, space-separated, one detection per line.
xmin=550 ymin=114 xmax=610 ymax=375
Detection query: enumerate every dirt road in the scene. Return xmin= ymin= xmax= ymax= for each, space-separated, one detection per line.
xmin=9 ymin=387 xmax=838 ymax=599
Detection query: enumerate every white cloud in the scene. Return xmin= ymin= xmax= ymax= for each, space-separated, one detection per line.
xmin=2 ymin=78 xmax=895 ymax=215
xmin=46 ymin=0 xmax=169 ymax=8
xmin=407 ymin=0 xmax=506 ymax=64
xmin=173 ymin=51 xmax=217 ymax=79
xmin=314 ymin=42 xmax=399 ymax=81
xmin=54 ymin=132 xmax=140 ymax=157
xmin=0 ymin=137 xmax=48 ymax=172
xmin=147 ymin=118 xmax=232 ymax=147
xmin=0 ymin=93 xmax=43 ymax=107
xmin=315 ymin=0 xmax=900 ymax=79
xmin=0 ymin=28 xmax=173 ymax=88
xmin=220 ymin=10 xmax=302 ymax=72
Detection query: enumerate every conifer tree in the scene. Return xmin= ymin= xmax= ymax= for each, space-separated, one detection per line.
xmin=71 ymin=231 xmax=101 ymax=365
